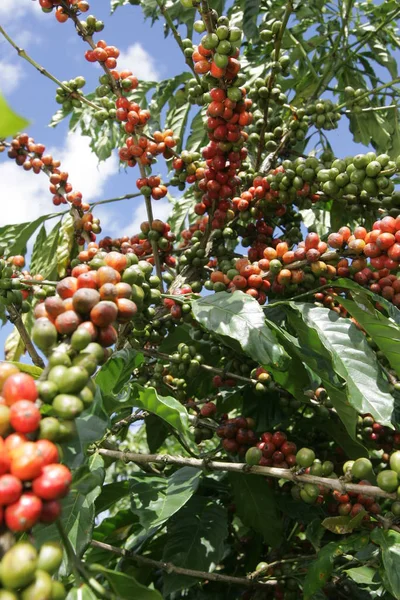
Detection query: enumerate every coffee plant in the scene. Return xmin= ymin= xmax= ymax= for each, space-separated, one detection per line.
xmin=2 ymin=0 xmax=400 ymax=598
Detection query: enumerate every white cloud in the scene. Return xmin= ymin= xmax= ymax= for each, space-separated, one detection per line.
xmin=0 ymin=61 xmax=25 ymax=94
xmin=13 ymin=29 xmax=41 ymax=48
xmin=0 ymin=0 xmax=39 ymax=22
xmin=117 ymin=43 xmax=160 ymax=81
xmin=0 ymin=132 xmax=118 ymax=227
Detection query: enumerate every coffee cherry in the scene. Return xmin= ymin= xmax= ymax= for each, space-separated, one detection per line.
xmin=245 ymin=447 xmax=262 ymax=466
xmin=377 ymin=470 xmax=399 ymax=493
xmin=351 ymin=458 xmax=374 ymax=480
xmin=296 ymin=448 xmax=315 ymax=468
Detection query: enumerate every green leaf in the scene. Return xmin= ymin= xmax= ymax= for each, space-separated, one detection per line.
xmin=186 ymin=108 xmax=207 ymax=154
xmin=322 ymin=510 xmax=367 ymax=534
xmin=95 ymin=481 xmax=130 ymax=515
xmin=96 ymin=124 xmax=114 ymax=161
xmin=270 ymin=309 xmax=358 ymax=437
xmin=192 ymin=291 xmax=290 ymax=370
xmin=30 ymin=220 xmax=62 ymax=279
xmin=49 ymin=105 xmax=73 ymax=128
xmin=229 ymin=473 xmax=282 ymax=547
xmin=0 ymin=93 xmax=29 ymax=138
xmin=371 ymin=528 xmax=400 ymax=599
xmin=333 ymin=278 xmax=400 ymax=324
xmin=162 ymin=496 xmax=228 ymax=595
xmin=317 ymin=417 xmax=368 ymax=459
xmin=4 ymin=326 xmax=25 ymax=363
xmin=66 ymin=585 xmax=98 ymax=600
xmin=243 ymin=0 xmax=260 ymax=40
xmin=61 ymin=389 xmax=110 ymax=469
xmin=0 ymin=216 xmax=51 ymax=257
xmin=150 ymin=74 xmax=191 ymax=129
xmin=168 ymin=193 xmax=195 ymax=238
xmin=303 ymin=542 xmax=344 ymax=600
xmin=34 ymin=454 xmax=105 ymax=574
xmin=287 ymin=304 xmax=394 ymax=427
xmin=96 ymin=349 xmax=144 ymax=395
xmin=344 ymin=566 xmax=379 ymax=586
xmin=262 ymin=318 xmax=313 ymax=402
xmin=386 ymin=108 xmax=400 ymax=159
xmin=306 ymin=519 xmax=325 ymax=551
xmin=111 ymin=0 xmax=139 ymax=13
xmin=9 ymin=362 xmax=42 ymax=379
xmin=348 ymin=109 xmax=391 ymax=153
xmin=338 ymin=292 xmax=400 ymax=380
xmin=145 ymin=414 xmax=169 ymax=453
xmin=300 ymin=206 xmax=331 ymax=237
xmin=57 ymin=214 xmax=75 ymax=278
xmin=130 ymin=467 xmax=201 ymax=533
xmin=165 ymin=101 xmax=190 ymax=155
xmin=130 ymin=384 xmax=190 ymax=435
xmin=90 ymin=566 xmax=162 ymax=600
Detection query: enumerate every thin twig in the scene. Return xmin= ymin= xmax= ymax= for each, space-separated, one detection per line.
xmin=155 ymin=0 xmax=201 ymax=83
xmin=143 ymin=348 xmax=258 ymax=385
xmin=144 ymin=191 xmax=165 ymax=292
xmin=255 ymin=0 xmax=293 ymax=170
xmin=6 ymin=305 xmax=44 ymax=368
xmin=0 ymin=26 xmax=101 ymax=112
xmin=59 ymin=1 xmax=120 ymax=97
xmin=91 ymin=449 xmax=397 ymax=501
xmin=91 ymin=540 xmax=276 ymax=588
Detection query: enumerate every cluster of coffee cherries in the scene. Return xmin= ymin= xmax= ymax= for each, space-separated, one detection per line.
xmin=96 ymin=71 xmax=139 ymax=107
xmin=163 ymin=283 xmax=196 ymax=321
xmin=197 ymin=84 xmax=251 ymax=229
xmin=136 ymin=175 xmax=168 ymax=201
xmin=216 ymin=415 xmax=258 ymax=457
xmin=343 ymin=86 xmax=370 ymax=111
xmin=306 ymin=99 xmax=341 ymax=130
xmin=0 ymin=252 xmax=33 ymax=312
xmin=5 ymin=133 xmax=97 ymax=241
xmin=0 ymin=541 xmax=66 ymax=599
xmin=204 ymin=256 xmax=272 ymax=304
xmin=192 ymin=19 xmax=243 ymax=80
xmin=167 ymin=343 xmax=205 ymax=382
xmin=119 ymin=129 xmax=177 ymax=168
xmin=54 ymin=75 xmax=86 ymax=112
xmin=85 ymin=39 xmax=119 ymax=69
xmin=32 ymin=251 xmax=141 ymax=353
xmin=357 ymin=414 xmax=400 ymax=457
xmin=38 ymin=0 xmax=89 ymax=21
xmin=252 ymin=431 xmax=297 ymax=468
xmin=170 ymin=152 xmax=203 ymax=192
xmin=0 ymin=365 xmax=72 ymax=533
xmin=98 ymin=228 xmax=176 ymax=275
xmin=205 ymin=215 xmax=400 ymax=307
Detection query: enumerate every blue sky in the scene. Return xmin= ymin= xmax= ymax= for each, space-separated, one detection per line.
xmin=0 ymin=0 xmax=394 ymax=357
